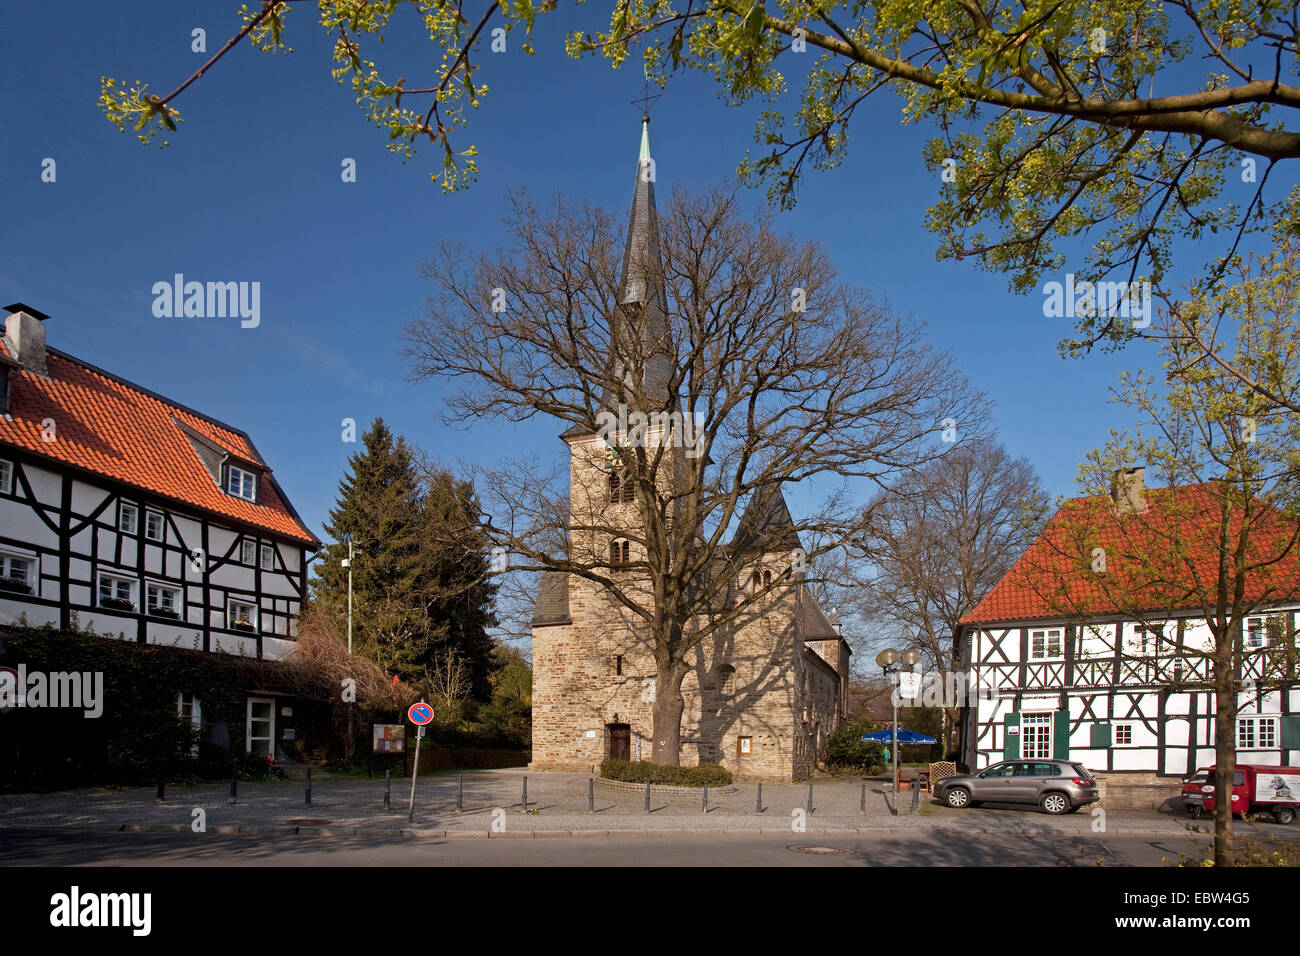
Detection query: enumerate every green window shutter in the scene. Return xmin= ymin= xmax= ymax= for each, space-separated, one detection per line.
xmin=1281 ymin=716 xmax=1300 ymax=750
xmin=1053 ymin=709 xmax=1071 ymax=759
xmin=1090 ymin=723 xmax=1112 ymax=748
xmin=1003 ymin=713 xmax=1020 ymax=760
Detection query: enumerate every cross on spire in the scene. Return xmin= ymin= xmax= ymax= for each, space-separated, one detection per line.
xmin=631 ymin=81 xmax=662 ymax=122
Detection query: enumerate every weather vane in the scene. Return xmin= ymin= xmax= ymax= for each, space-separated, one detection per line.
xmin=631 ymin=80 xmax=663 ymax=121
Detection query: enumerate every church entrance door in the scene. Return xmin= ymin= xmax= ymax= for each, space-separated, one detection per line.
xmin=608 ymin=723 xmax=631 ymax=761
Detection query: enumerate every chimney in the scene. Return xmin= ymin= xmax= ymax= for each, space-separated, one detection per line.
xmin=1111 ymin=466 xmax=1146 ymax=515
xmin=827 ymin=608 xmax=842 ymax=635
xmin=3 ymin=303 xmax=50 ymax=378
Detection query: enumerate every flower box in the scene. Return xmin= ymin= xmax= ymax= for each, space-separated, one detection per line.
xmin=0 ymin=577 xmax=32 ymax=595
xmin=99 ymin=597 xmax=135 ymax=612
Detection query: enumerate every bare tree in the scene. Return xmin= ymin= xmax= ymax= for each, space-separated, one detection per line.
xmin=404 ymin=185 xmax=988 ymax=764
xmin=852 ymin=442 xmax=1052 ymax=757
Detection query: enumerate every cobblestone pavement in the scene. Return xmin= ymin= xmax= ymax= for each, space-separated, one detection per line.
xmin=0 ymin=769 xmax=1216 ymax=839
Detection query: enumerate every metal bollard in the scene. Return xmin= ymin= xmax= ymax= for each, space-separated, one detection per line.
xmin=756 ymin=782 xmax=762 ymax=813
xmin=588 ymin=778 xmax=594 ymax=813
xmin=645 ymin=780 xmax=651 ymax=813
xmin=702 ymin=783 xmax=708 ymax=814
xmin=229 ymin=764 xmax=238 ymax=804
xmin=457 ymin=773 xmax=463 ymax=812
xmin=911 ymin=780 xmax=920 ymax=812
xmin=860 ymin=782 xmax=867 ymax=813
xmin=156 ymin=776 xmax=165 ymax=802
xmin=807 ymin=784 xmax=814 ymax=814
xmin=522 ymin=776 xmax=528 ymax=811
xmin=305 ymin=767 xmax=312 ymax=806
xmin=384 ymin=770 xmax=391 ymax=810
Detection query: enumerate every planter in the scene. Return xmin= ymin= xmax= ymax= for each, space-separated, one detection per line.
xmin=99 ymin=597 xmax=134 ymax=612
xmin=0 ymin=578 xmax=32 ymax=595
xmin=148 ymin=608 xmax=180 ymax=619
xmin=230 ymin=622 xmax=257 ymax=634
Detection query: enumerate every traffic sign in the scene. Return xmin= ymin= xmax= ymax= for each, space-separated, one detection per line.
xmin=408 ymin=702 xmax=433 ymax=725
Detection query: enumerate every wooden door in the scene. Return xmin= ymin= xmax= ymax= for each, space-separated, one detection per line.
xmin=608 ymin=723 xmax=631 ymax=762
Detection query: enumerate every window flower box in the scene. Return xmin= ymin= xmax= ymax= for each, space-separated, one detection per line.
xmin=148 ymin=606 xmax=180 ymax=619
xmin=0 ymin=577 xmax=32 ymax=595
xmin=231 ymin=620 xmax=257 ymax=633
xmin=99 ymin=597 xmax=135 ymax=612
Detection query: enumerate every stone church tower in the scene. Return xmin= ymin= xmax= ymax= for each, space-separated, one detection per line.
xmin=529 ymin=119 xmax=851 ymax=782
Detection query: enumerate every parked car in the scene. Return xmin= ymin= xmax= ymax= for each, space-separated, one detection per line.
xmin=1198 ymin=764 xmax=1300 ymax=825
xmin=935 ymin=759 xmax=1099 ymax=814
xmin=1180 ymin=768 xmax=1223 ymax=817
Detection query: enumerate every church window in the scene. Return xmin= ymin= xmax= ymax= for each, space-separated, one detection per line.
xmin=763 ymin=569 xmax=773 ymax=588
xmin=608 ymin=471 xmax=634 ymax=504
xmin=750 ymin=570 xmax=761 ymax=594
xmin=610 ymin=538 xmax=631 ymax=566
xmin=615 ymin=655 xmax=624 ymax=675
xmin=717 ymin=664 xmax=735 ymax=697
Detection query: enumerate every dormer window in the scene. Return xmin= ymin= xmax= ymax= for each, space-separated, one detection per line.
xmin=0 ymin=459 xmax=11 ymax=495
xmin=227 ymin=464 xmax=257 ymax=502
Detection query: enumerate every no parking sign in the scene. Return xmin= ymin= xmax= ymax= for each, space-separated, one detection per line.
xmin=408 ymin=702 xmax=433 ymax=726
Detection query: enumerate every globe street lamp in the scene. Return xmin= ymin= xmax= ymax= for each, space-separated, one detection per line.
xmin=876 ymin=646 xmax=921 ymax=815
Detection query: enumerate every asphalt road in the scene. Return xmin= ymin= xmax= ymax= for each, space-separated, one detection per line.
xmin=0 ymin=826 xmax=1272 ymax=866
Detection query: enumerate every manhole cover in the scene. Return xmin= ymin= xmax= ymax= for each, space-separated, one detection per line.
xmin=787 ymin=844 xmax=847 ymax=855
xmin=285 ymin=819 xmax=333 ymax=826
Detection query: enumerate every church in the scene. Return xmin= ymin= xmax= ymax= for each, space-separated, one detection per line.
xmin=529 ymin=118 xmax=851 ymax=782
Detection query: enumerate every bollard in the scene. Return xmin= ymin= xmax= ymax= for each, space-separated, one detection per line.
xmin=860 ymin=782 xmax=867 ymax=814
xmin=305 ymin=767 xmax=312 ymax=806
xmin=457 ymin=773 xmax=463 ymax=812
xmin=702 ymin=783 xmax=708 ymax=814
xmin=756 ymin=782 xmax=762 ymax=813
xmin=384 ymin=770 xmax=391 ymax=810
xmin=522 ymin=776 xmax=528 ymax=812
xmin=645 ymin=780 xmax=651 ymax=813
xmin=588 ymin=778 xmax=594 ymax=813
xmin=229 ymin=764 xmax=238 ymax=804
xmin=807 ymin=783 xmax=814 ymax=814
xmin=911 ymin=780 xmax=920 ymax=812
xmin=156 ymin=776 xmax=165 ymax=802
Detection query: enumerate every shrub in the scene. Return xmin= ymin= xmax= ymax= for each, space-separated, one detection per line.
xmin=235 ymin=752 xmax=284 ymax=781
xmin=600 ymin=759 xmax=732 ymax=787
xmin=826 ymin=715 xmax=886 ymax=771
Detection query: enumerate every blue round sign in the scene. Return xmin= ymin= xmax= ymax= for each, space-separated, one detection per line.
xmin=408 ymin=702 xmax=433 ymax=725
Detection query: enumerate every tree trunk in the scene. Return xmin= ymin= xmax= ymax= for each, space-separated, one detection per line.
xmin=651 ymin=667 xmax=686 ymax=766
xmin=1212 ymin=671 xmax=1236 ymax=867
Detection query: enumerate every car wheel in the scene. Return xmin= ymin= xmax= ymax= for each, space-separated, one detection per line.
xmin=945 ymin=787 xmax=972 ymax=809
xmin=1275 ymin=807 xmax=1295 ymax=825
xmin=1040 ymin=792 xmax=1070 ymax=815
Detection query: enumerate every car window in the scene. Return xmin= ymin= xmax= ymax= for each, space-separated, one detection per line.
xmin=1034 ymin=763 xmax=1061 ymax=776
xmin=1070 ymin=763 xmax=1093 ymax=779
xmin=987 ymin=763 xmax=1017 ymax=777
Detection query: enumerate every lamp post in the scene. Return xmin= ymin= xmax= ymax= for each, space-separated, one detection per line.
xmin=876 ymin=646 xmax=921 ymax=816
xmin=341 ymin=536 xmax=354 ymax=656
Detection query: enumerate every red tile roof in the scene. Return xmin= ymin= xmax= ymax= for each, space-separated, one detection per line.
xmin=961 ymin=483 xmax=1300 ymax=625
xmin=0 ymin=348 xmax=317 ymax=545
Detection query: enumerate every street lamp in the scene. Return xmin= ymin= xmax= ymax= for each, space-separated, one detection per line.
xmin=876 ymin=646 xmax=921 ymax=816
xmin=341 ymin=536 xmax=354 ymax=656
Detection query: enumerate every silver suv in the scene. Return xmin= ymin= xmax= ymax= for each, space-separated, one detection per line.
xmin=936 ymin=759 xmax=1099 ymax=814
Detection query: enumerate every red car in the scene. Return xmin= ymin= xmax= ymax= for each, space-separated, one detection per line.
xmin=1192 ymin=764 xmax=1300 ymax=825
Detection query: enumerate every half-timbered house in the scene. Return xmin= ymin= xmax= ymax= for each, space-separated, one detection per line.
xmin=958 ymin=468 xmax=1300 ymax=781
xmin=0 ymin=303 xmax=319 ymax=756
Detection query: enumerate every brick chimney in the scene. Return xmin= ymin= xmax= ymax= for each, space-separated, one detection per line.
xmin=3 ymin=303 xmax=50 ymax=378
xmin=1111 ymin=466 xmax=1147 ymax=515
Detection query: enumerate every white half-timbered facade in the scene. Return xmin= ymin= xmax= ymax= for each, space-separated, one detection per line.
xmin=958 ymin=471 xmax=1300 ymax=777
xmin=0 ymin=303 xmax=318 ymax=662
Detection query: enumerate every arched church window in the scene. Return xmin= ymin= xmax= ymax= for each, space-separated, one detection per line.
xmin=610 ymin=538 xmax=631 ymax=566
xmin=762 ymin=569 xmax=773 ymax=588
xmin=750 ymin=570 xmax=762 ymax=594
xmin=717 ymin=664 xmax=736 ymax=697
xmin=608 ymin=471 xmax=634 ymax=504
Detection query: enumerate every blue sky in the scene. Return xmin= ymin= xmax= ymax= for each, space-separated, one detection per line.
xmin=1 ymin=2 xmax=1284 ymax=547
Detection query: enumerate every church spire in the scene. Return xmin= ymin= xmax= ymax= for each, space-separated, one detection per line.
xmin=613 ymin=116 xmax=672 ymax=407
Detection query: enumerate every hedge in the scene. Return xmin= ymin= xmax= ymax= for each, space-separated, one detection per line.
xmin=600 ymin=759 xmax=732 ymax=787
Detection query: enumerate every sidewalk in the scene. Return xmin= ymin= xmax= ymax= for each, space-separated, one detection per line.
xmin=0 ymin=769 xmax=1204 ymax=839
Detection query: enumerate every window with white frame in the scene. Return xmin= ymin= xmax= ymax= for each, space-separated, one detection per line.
xmin=1245 ymin=617 xmax=1268 ymax=649
xmin=227 ymin=598 xmax=257 ymax=632
xmin=119 ymin=503 xmax=138 ymax=534
xmin=240 ymin=538 xmax=257 ymax=565
xmin=97 ymin=572 xmax=136 ymax=610
xmin=0 ymin=459 xmax=12 ymax=494
xmin=146 ymin=582 xmax=181 ymax=618
xmin=1114 ymin=722 xmax=1135 ymax=746
xmin=1029 ymin=628 xmax=1064 ymax=660
xmin=0 ymin=552 xmax=35 ymax=592
xmin=177 ymin=692 xmax=201 ymax=757
xmin=260 ymin=544 xmax=274 ymax=571
xmin=1238 ymin=716 xmax=1279 ymax=750
xmin=1132 ymin=625 xmax=1163 ymax=656
xmin=227 ymin=465 xmax=257 ymax=502
xmin=144 ymin=510 xmax=165 ymax=542
xmin=1021 ymin=712 xmax=1054 ymax=758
